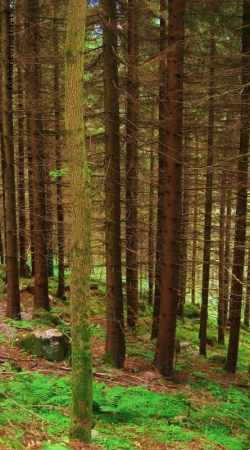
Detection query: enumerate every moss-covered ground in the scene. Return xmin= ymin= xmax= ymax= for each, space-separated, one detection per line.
xmin=0 ymin=271 xmax=249 ymax=449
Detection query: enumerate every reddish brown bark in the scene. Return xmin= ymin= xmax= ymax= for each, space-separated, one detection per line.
xmin=26 ymin=0 xmax=49 ymax=310
xmin=102 ymin=0 xmax=125 ymax=368
xmin=225 ymin=0 xmax=250 ymax=373
xmin=151 ymin=0 xmax=167 ymax=340
xmin=126 ymin=0 xmax=139 ymax=329
xmin=153 ymin=0 xmax=186 ymax=378
xmin=1 ymin=0 xmax=21 ymax=319
xmin=199 ymin=35 xmax=216 ymax=357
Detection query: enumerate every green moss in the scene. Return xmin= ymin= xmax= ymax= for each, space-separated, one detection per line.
xmin=33 ymin=308 xmax=61 ymax=326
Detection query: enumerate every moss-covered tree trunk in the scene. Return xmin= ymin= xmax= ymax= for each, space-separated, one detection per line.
xmin=65 ymin=0 xmax=92 ymax=441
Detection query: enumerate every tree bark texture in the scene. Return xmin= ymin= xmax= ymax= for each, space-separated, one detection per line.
xmin=199 ymin=35 xmax=215 ymax=357
xmin=225 ymin=0 xmax=250 ymax=374
xmin=151 ymin=0 xmax=167 ymax=340
xmin=0 ymin=0 xmax=21 ymax=319
xmin=26 ymin=0 xmax=49 ymax=310
xmin=65 ymin=0 xmax=93 ymax=441
xmin=102 ymin=0 xmax=126 ymax=368
xmin=153 ymin=0 xmax=186 ymax=378
xmin=126 ymin=0 xmax=139 ymax=329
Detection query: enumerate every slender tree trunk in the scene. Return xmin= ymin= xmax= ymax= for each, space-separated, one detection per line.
xmin=218 ymin=170 xmax=226 ymax=345
xmin=148 ymin=147 xmax=155 ymax=305
xmin=54 ymin=2 xmax=65 ymax=300
xmin=151 ymin=0 xmax=167 ymax=340
xmin=244 ymin=243 xmax=250 ymax=329
xmin=126 ymin=0 xmax=139 ymax=329
xmin=153 ymin=0 xmax=186 ymax=378
xmin=27 ymin=126 xmax=35 ymax=277
xmin=0 ymin=13 xmax=5 ymax=266
xmin=177 ymin=143 xmax=188 ymax=317
xmin=191 ymin=151 xmax=199 ymax=305
xmin=224 ymin=186 xmax=232 ymax=325
xmin=1 ymin=0 xmax=21 ymax=319
xmin=199 ymin=35 xmax=215 ymax=356
xmin=102 ymin=0 xmax=125 ymax=368
xmin=26 ymin=0 xmax=49 ymax=310
xmin=16 ymin=0 xmax=28 ymax=278
xmin=225 ymin=0 xmax=250 ymax=373
xmin=65 ymin=0 xmax=92 ymax=441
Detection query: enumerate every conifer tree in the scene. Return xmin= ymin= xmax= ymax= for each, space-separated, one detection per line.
xmin=225 ymin=0 xmax=250 ymax=374
xmin=153 ymin=0 xmax=186 ymax=378
xmin=0 ymin=0 xmax=21 ymax=319
xmin=65 ymin=0 xmax=92 ymax=441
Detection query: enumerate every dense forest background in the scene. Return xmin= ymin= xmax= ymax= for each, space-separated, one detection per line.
xmin=0 ymin=0 xmax=250 ymax=449
xmin=0 ymin=0 xmax=250 ymax=447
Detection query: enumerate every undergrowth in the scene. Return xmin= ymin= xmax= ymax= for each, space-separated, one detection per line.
xmin=0 ymin=369 xmax=249 ymax=450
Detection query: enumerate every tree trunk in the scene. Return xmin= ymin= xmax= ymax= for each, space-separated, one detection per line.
xmin=224 ymin=186 xmax=232 ymax=325
xmin=126 ymin=0 xmax=139 ymax=329
xmin=225 ymin=0 xmax=250 ymax=373
xmin=244 ymin=243 xmax=250 ymax=329
xmin=1 ymin=0 xmax=21 ymax=319
xmin=148 ymin=146 xmax=155 ymax=305
xmin=218 ymin=169 xmax=227 ymax=345
xmin=191 ymin=148 xmax=199 ymax=305
xmin=54 ymin=2 xmax=65 ymax=300
xmin=153 ymin=0 xmax=186 ymax=378
xmin=26 ymin=0 xmax=49 ymax=310
xmin=16 ymin=0 xmax=29 ymax=278
xmin=199 ymin=35 xmax=215 ymax=357
xmin=151 ymin=0 xmax=167 ymax=340
xmin=65 ymin=0 xmax=92 ymax=441
xmin=102 ymin=0 xmax=125 ymax=368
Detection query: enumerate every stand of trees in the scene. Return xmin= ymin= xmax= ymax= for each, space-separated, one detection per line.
xmin=0 ymin=0 xmax=250 ymax=441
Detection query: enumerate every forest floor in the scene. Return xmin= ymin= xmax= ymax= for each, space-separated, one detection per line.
xmin=0 ymin=280 xmax=249 ymax=450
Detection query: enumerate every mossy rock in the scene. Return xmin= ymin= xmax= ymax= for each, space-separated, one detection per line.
xmin=206 ymin=335 xmax=217 ymax=346
xmin=184 ymin=303 xmax=200 ymax=318
xmin=16 ymin=328 xmax=69 ymax=362
xmin=32 ymin=308 xmax=61 ymax=326
xmin=208 ymin=354 xmax=226 ymax=365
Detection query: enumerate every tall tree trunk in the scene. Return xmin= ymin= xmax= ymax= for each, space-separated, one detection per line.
xmin=54 ymin=1 xmax=65 ymax=300
xmin=65 ymin=0 xmax=92 ymax=441
xmin=1 ymin=0 xmax=21 ymax=319
xmin=16 ymin=0 xmax=28 ymax=278
xmin=126 ymin=0 xmax=139 ymax=329
xmin=191 ymin=148 xmax=199 ymax=305
xmin=177 ymin=141 xmax=188 ymax=317
xmin=218 ymin=169 xmax=227 ymax=345
xmin=102 ymin=0 xmax=125 ymax=368
xmin=0 ymin=8 xmax=5 ymax=266
xmin=26 ymin=0 xmax=49 ymax=310
xmin=244 ymin=243 xmax=250 ymax=329
xmin=199 ymin=35 xmax=215 ymax=357
xmin=224 ymin=186 xmax=232 ymax=325
xmin=153 ymin=0 xmax=186 ymax=378
xmin=148 ymin=147 xmax=155 ymax=305
xmin=225 ymin=0 xmax=250 ymax=374
xmin=151 ymin=0 xmax=167 ymax=340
